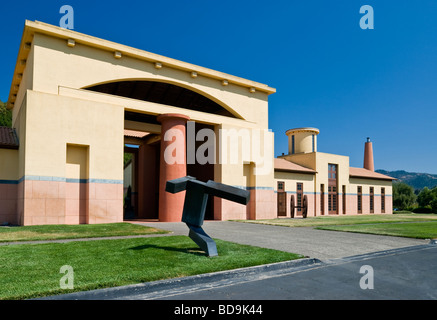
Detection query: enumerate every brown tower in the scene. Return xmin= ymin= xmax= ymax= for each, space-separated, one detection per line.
xmin=364 ymin=137 xmax=374 ymax=171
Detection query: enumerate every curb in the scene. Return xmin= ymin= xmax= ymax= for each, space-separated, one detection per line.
xmin=323 ymin=244 xmax=434 ymax=265
xmin=38 ymin=258 xmax=322 ymax=300
xmin=430 ymin=239 xmax=437 ymax=245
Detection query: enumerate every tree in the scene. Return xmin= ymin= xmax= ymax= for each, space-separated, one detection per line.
xmin=393 ymin=182 xmax=416 ymax=210
xmin=417 ymin=187 xmax=434 ymax=207
xmin=0 ymin=100 xmax=12 ymax=127
xmin=431 ymin=198 xmax=437 ymax=214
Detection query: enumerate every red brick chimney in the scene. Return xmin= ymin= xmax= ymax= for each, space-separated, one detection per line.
xmin=364 ymin=137 xmax=374 ymax=171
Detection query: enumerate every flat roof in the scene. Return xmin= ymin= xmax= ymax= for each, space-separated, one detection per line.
xmin=7 ymin=20 xmax=276 ymax=109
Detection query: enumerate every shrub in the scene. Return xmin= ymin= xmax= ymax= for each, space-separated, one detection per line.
xmin=412 ymin=207 xmax=433 ymax=214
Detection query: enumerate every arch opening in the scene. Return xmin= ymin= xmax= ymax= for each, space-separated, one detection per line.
xmin=84 ymin=80 xmax=240 ymax=119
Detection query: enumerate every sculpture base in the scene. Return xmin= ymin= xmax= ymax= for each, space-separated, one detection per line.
xmin=187 ymin=224 xmax=218 ymax=257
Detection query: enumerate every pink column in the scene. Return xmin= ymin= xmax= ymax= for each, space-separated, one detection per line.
xmin=364 ymin=138 xmax=374 ymax=171
xmin=157 ymin=113 xmax=190 ymax=222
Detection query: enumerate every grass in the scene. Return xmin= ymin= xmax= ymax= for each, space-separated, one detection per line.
xmin=235 ymin=213 xmax=437 ymax=240
xmin=316 ymin=221 xmax=437 ymax=240
xmin=0 ymin=223 xmax=169 ymax=243
xmin=3 ymin=213 xmax=435 ymax=300
xmin=235 ymin=213 xmax=437 ymax=228
xmin=0 ymin=236 xmax=302 ymax=300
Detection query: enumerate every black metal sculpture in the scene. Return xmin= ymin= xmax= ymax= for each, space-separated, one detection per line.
xmin=166 ymin=176 xmax=250 ymax=257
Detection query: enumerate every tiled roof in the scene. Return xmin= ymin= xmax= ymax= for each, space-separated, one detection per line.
xmin=0 ymin=127 xmax=19 ymax=149
xmin=349 ymin=167 xmax=395 ymax=180
xmin=274 ymin=158 xmax=316 ymax=173
xmin=124 ymin=130 xmax=150 ymax=139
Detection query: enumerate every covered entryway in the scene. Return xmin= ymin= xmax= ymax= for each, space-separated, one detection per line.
xmin=85 ymin=80 xmax=235 ymax=222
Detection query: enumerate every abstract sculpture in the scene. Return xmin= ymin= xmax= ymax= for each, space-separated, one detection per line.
xmin=165 ymin=176 xmax=250 ymax=257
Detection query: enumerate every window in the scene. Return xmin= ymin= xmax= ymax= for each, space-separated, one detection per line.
xmin=278 ymin=181 xmax=284 ymax=192
xmin=292 ymin=135 xmax=295 ymax=154
xmin=381 ymin=187 xmax=386 ymax=213
xmin=312 ymin=134 xmax=315 ymax=152
xmin=328 ymin=164 xmax=338 ymax=215
xmin=320 ymin=184 xmax=325 ymax=215
xmin=297 ymin=183 xmax=303 ymax=212
xmin=370 ymin=187 xmax=374 ymax=213
xmin=342 ymin=185 xmax=346 ymax=215
xmin=357 ymin=186 xmax=362 ymax=214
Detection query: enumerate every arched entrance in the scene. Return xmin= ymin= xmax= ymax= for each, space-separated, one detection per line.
xmin=84 ymin=80 xmax=232 ymax=222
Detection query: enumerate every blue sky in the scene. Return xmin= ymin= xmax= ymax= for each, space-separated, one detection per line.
xmin=1 ymin=0 xmax=436 ymax=173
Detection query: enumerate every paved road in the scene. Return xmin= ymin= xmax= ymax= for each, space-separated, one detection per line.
xmin=158 ymin=245 xmax=437 ymax=300
xmin=138 ymin=221 xmax=429 ymax=260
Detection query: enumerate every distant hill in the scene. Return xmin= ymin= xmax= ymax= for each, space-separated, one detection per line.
xmin=376 ymin=170 xmax=437 ymax=190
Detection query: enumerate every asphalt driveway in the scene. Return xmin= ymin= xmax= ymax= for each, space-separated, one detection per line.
xmin=138 ymin=221 xmax=429 ymax=260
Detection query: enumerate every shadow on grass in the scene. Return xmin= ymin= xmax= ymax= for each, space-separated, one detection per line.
xmin=129 ymin=243 xmax=207 ymax=256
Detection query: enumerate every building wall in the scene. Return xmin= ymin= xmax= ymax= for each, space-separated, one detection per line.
xmin=29 ymin=32 xmax=271 ymax=129
xmin=17 ymin=90 xmax=124 ymax=225
xmin=274 ymin=151 xmax=393 ymax=217
xmin=15 ymin=96 xmax=27 ymax=225
xmin=214 ymin=122 xmax=276 ymax=221
xmin=12 ymin=42 xmax=34 ymax=128
xmin=0 ymin=149 xmax=19 ymax=224
xmin=314 ymin=152 xmax=350 ymax=215
xmin=349 ymin=178 xmax=393 ymax=215
xmin=274 ymin=171 xmax=315 ymax=217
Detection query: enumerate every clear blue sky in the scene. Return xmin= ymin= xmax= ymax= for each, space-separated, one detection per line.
xmin=1 ymin=0 xmax=436 ymax=173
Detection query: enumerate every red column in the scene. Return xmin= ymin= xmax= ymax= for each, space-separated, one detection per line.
xmin=157 ymin=113 xmax=190 ymax=222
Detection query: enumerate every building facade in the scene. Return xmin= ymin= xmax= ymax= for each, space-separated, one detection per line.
xmin=274 ymin=129 xmax=393 ymax=218
xmin=0 ymin=21 xmax=393 ymax=226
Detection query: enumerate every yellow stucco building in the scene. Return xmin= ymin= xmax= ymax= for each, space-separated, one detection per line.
xmin=0 ymin=21 xmax=393 ymax=226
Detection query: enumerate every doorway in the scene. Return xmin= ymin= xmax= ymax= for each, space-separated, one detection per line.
xmin=277 ymin=181 xmax=286 ymax=217
xmin=123 ymin=131 xmax=161 ymax=221
xmin=187 ymin=122 xmax=215 ymax=220
xmin=328 ymin=164 xmax=338 ymax=215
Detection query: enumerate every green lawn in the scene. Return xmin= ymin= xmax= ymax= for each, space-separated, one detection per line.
xmin=316 ymin=221 xmax=437 ymax=239
xmin=236 ymin=214 xmax=437 ymax=228
xmin=0 ymin=223 xmax=169 ymax=243
xmin=0 ymin=236 xmax=302 ymax=300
